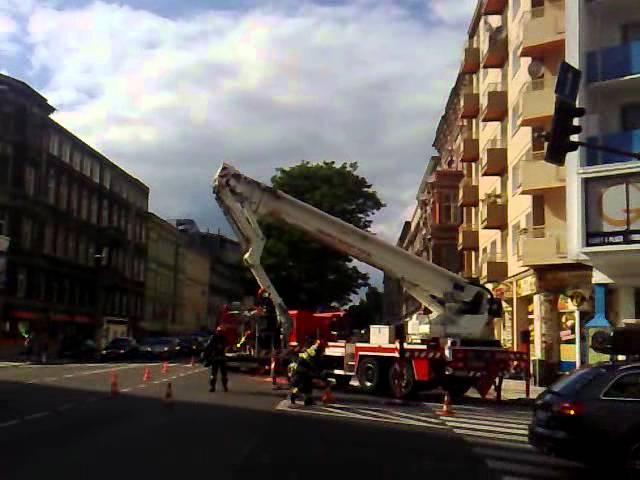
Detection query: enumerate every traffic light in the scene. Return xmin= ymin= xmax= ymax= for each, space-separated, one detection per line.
xmin=544 ymin=97 xmax=586 ymax=166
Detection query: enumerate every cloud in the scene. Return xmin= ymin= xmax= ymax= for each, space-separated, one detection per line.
xmin=428 ymin=0 xmax=475 ymax=25
xmin=24 ymin=0 xmax=466 ymax=248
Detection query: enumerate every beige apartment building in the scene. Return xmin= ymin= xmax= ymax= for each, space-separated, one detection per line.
xmin=392 ymin=0 xmax=595 ymax=384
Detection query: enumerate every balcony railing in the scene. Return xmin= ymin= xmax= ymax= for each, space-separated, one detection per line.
xmin=520 ymin=2 xmax=565 ymax=58
xmin=481 ymin=194 xmax=508 ymax=230
xmin=587 ymin=40 xmax=640 ymax=83
xmin=519 ymin=226 xmax=567 ymax=266
xmin=481 ymin=82 xmax=508 ymax=122
xmin=459 ymin=182 xmax=479 ymax=207
xmin=520 ymin=76 xmax=556 ymax=127
xmin=461 ymin=92 xmax=480 ymax=119
xmin=481 ymin=252 xmax=508 ymax=283
xmin=459 ymin=224 xmax=480 ymax=251
xmin=481 ymin=137 xmax=507 ymax=176
xmin=521 ymin=149 xmax=565 ymax=193
xmin=482 ymin=31 xmax=508 ymax=69
xmin=461 ymin=46 xmax=481 ymax=74
xmin=585 ymin=128 xmax=640 ymax=166
xmin=483 ymin=0 xmax=507 ymax=16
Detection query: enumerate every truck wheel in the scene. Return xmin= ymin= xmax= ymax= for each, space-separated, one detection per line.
xmin=357 ymin=358 xmax=382 ymax=393
xmin=389 ymin=360 xmax=415 ymax=399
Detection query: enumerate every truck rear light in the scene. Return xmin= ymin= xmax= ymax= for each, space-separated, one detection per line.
xmin=553 ymin=401 xmax=584 ymax=416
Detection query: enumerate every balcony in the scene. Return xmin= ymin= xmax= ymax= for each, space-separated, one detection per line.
xmin=519 ymin=227 xmax=567 ymax=267
xmin=520 ymin=77 xmax=556 ymax=127
xmin=461 ymin=138 xmax=479 ymax=162
xmin=520 ymin=2 xmax=565 ymax=58
xmin=481 ymin=139 xmax=507 ymax=176
xmin=461 ymin=253 xmax=480 ymax=279
xmin=482 ymin=253 xmax=508 ymax=283
xmin=587 ymin=40 xmax=640 ymax=83
xmin=459 ymin=225 xmax=479 ymax=251
xmin=481 ymin=196 xmax=507 ymax=230
xmin=461 ymin=46 xmax=480 ymax=74
xmin=520 ymin=150 xmax=565 ymax=194
xmin=585 ymin=129 xmax=640 ymax=166
xmin=481 ymin=83 xmax=508 ymax=122
xmin=459 ymin=182 xmax=479 ymax=207
xmin=482 ymin=31 xmax=508 ymax=69
xmin=482 ymin=0 xmax=506 ymax=16
xmin=461 ymin=93 xmax=480 ymax=119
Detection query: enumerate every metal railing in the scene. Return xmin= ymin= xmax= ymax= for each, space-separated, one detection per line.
xmin=519 ymin=226 xmax=568 ymax=256
xmin=481 ymin=137 xmax=506 ymax=169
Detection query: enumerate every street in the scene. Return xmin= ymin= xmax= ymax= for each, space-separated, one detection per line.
xmin=0 ymin=363 xmax=589 ymax=480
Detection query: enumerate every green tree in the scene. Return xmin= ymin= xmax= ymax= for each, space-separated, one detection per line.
xmin=346 ymin=286 xmax=384 ymax=331
xmin=261 ymin=161 xmax=384 ymax=310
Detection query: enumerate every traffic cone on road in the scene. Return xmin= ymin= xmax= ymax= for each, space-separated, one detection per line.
xmin=321 ymin=387 xmax=335 ymax=405
xmin=110 ymin=373 xmax=119 ymax=397
xmin=161 ymin=361 xmax=169 ymax=374
xmin=143 ymin=368 xmax=151 ymax=382
xmin=163 ymin=381 xmax=174 ymax=407
xmin=435 ymin=391 xmax=454 ymax=416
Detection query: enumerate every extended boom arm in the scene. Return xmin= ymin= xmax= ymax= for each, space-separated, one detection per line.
xmin=213 ymin=163 xmax=501 ymax=345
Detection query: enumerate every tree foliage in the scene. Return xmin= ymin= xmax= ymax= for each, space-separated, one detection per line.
xmin=261 ymin=161 xmax=384 ymax=310
xmin=346 ymin=286 xmax=384 ymax=331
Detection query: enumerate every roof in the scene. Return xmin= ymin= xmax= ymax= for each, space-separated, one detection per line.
xmin=0 ymin=73 xmax=55 ymax=115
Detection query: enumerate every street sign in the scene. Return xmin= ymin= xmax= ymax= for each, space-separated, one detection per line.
xmin=555 ymin=61 xmax=582 ymax=103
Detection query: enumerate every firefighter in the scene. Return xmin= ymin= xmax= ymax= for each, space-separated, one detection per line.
xmin=202 ymin=326 xmax=229 ymax=392
xmin=289 ymin=339 xmax=327 ymax=406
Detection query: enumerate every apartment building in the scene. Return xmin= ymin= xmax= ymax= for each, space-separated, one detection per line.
xmin=0 ymin=74 xmax=149 ymax=356
xmin=565 ymin=1 xmax=640 ymax=344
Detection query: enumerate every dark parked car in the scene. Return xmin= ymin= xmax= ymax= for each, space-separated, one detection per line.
xmin=177 ymin=336 xmax=203 ymax=358
xmin=100 ymin=337 xmax=139 ymax=362
xmin=529 ymin=361 xmax=640 ymax=473
xmin=139 ymin=337 xmax=180 ymax=360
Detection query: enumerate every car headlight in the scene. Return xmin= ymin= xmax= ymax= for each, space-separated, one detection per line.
xmin=119 ymin=349 xmax=125 ymax=353
xmin=176 ymin=346 xmax=181 ymax=350
xmin=163 ymin=347 xmax=169 ymax=352
xmin=101 ymin=350 xmax=107 ymax=354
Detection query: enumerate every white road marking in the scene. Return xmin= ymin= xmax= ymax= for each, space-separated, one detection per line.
xmin=0 ymin=419 xmax=21 ymax=428
xmin=64 ymin=374 xmax=75 ymax=378
xmin=121 ymin=388 xmax=132 ymax=392
xmin=24 ymin=412 xmax=49 ymax=421
xmin=443 ymin=420 xmax=528 ymax=435
xmin=453 ymin=428 xmax=528 ymax=443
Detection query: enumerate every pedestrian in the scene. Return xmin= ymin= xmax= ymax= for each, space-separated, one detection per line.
xmin=289 ymin=339 xmax=327 ymax=406
xmin=202 ymin=326 xmax=228 ymax=392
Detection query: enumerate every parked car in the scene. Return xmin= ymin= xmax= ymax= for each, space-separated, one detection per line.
xmin=139 ymin=337 xmax=180 ymax=360
xmin=100 ymin=337 xmax=139 ymax=362
xmin=177 ymin=336 xmax=203 ymax=358
xmin=529 ymin=361 xmax=640 ymax=473
xmin=59 ymin=338 xmax=98 ymax=361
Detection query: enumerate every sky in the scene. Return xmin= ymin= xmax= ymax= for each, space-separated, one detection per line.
xmin=0 ymin=0 xmax=476 ymax=288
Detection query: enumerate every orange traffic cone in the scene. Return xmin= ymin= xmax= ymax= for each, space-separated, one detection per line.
xmin=435 ymin=391 xmax=454 ymax=416
xmin=143 ymin=368 xmax=151 ymax=382
xmin=161 ymin=361 xmax=168 ymax=374
xmin=321 ymin=387 xmax=335 ymax=405
xmin=164 ymin=381 xmax=174 ymax=407
xmin=110 ymin=373 xmax=119 ymax=397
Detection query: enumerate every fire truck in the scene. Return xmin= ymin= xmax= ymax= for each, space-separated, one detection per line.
xmin=213 ymin=163 xmax=529 ymax=399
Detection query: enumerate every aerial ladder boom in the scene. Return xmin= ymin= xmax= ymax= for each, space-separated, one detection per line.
xmin=212 ymin=163 xmax=502 ymax=346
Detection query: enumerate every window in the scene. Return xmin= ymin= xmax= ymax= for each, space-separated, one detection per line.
xmin=621 ymin=104 xmax=640 ymax=132
xmin=0 ymin=210 xmax=8 ymax=236
xmin=56 ymin=227 xmax=66 ymax=258
xmin=80 ymin=189 xmax=89 ymax=220
xmin=17 ymin=268 xmax=27 ymax=298
xmin=101 ymin=199 xmax=109 ymax=226
xmin=58 ymin=175 xmax=68 ymax=210
xmin=78 ymin=237 xmax=86 ymax=265
xmin=511 ymin=42 xmax=522 ymax=78
xmin=70 ymin=183 xmax=78 ymax=216
xmin=47 ymin=170 xmax=56 ymax=204
xmin=439 ymin=191 xmax=459 ymax=224
xmin=88 ymin=243 xmax=95 ymax=266
xmin=120 ymin=211 xmax=127 ymax=231
xmin=490 ymin=240 xmax=497 ymax=256
xmin=61 ymin=141 xmax=71 ymax=163
xmin=532 ymin=126 xmax=545 ymax=152
xmin=103 ymin=168 xmax=111 ymax=189
xmin=90 ymin=195 xmax=98 ymax=224
xmin=49 ymin=132 xmax=60 ymax=156
xmin=512 ymin=161 xmax=521 ymax=194
xmin=622 ymin=22 xmax=640 ymax=43
xmin=24 ymin=165 xmax=35 ymax=197
xmin=511 ymin=222 xmax=520 ymax=257
xmin=68 ymin=233 xmax=76 ymax=261
xmin=21 ymin=217 xmax=33 ymax=250
xmin=72 ymin=150 xmax=82 ymax=170
xmin=603 ymin=373 xmax=640 ymax=400
xmin=111 ymin=204 xmax=118 ymax=227
xmin=44 ymin=223 xmax=54 ymax=254
xmin=92 ymin=159 xmax=100 ymax=183
xmin=532 ymin=195 xmax=545 ymax=226
xmin=82 ymin=154 xmax=92 ymax=177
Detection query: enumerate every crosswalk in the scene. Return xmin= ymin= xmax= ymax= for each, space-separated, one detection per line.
xmin=276 ymin=400 xmax=586 ymax=479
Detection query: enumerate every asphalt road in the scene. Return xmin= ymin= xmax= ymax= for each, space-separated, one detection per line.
xmin=0 ymin=362 xmax=590 ymax=480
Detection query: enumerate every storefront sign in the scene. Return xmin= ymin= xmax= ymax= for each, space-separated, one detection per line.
xmin=586 ymin=175 xmax=640 ymax=246
xmin=493 ymin=282 xmax=513 ymax=299
xmin=517 ymin=276 xmax=537 ymax=297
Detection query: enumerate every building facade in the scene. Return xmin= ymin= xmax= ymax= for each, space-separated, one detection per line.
xmin=565 ymin=1 xmax=640 ymax=349
xmin=142 ymin=213 xmax=181 ymax=335
xmin=176 ymin=244 xmax=209 ymax=332
xmin=0 ymin=74 xmax=148 ymax=357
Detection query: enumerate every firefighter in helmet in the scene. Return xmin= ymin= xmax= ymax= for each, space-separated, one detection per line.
xmin=202 ymin=325 xmax=229 ymax=392
xmin=289 ymin=339 xmax=327 ymax=406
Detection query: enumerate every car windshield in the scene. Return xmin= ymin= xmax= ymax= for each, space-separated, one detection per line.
xmin=549 ymin=367 xmax=606 ymax=396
